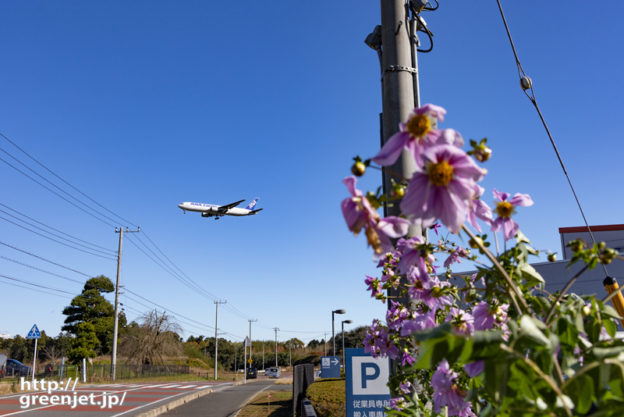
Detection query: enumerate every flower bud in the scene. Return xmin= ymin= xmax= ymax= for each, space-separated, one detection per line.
xmin=582 ymin=305 xmax=591 ymax=316
xmin=392 ymin=183 xmax=405 ymax=198
xmin=473 ymin=145 xmax=492 ymax=162
xmin=547 ymin=253 xmax=557 ymax=262
xmin=351 ymin=161 xmax=366 ymax=177
xmin=469 ymin=236 xmax=483 ymax=249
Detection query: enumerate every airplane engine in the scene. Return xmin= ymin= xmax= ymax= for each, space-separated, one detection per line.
xmin=201 ymin=212 xmax=210 ymax=218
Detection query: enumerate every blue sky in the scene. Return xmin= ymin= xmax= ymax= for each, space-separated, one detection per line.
xmin=1 ymin=1 xmax=622 ymax=345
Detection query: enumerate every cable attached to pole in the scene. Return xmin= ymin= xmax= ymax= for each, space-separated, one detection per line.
xmin=495 ymin=0 xmax=608 ymax=277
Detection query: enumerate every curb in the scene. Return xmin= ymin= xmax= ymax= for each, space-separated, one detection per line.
xmin=134 ymin=386 xmax=215 ymax=417
xmin=230 ymin=384 xmax=273 ymax=417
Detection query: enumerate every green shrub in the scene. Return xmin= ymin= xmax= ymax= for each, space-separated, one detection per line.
xmin=306 ymin=378 xmax=345 ymax=417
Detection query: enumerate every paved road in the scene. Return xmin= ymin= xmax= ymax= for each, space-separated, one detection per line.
xmin=0 ymin=380 xmax=230 ymax=417
xmin=160 ymin=380 xmax=289 ymax=417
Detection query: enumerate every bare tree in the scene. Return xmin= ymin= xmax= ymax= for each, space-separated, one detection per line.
xmin=120 ymin=310 xmax=182 ymax=366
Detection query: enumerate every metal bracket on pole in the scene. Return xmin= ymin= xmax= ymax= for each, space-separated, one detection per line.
xmin=384 ymin=65 xmax=418 ymax=74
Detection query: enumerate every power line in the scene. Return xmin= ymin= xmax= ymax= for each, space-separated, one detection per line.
xmin=0 ymin=202 xmax=116 ymax=254
xmin=0 ymin=255 xmax=83 ymax=285
xmin=0 ymin=273 xmax=75 ymax=296
xmin=0 ymin=279 xmax=72 ymax=300
xmin=0 ymin=240 xmax=91 ymax=278
xmin=0 ymin=152 xmax=115 ymax=228
xmin=0 ymin=131 xmax=138 ymax=227
xmin=0 ymin=213 xmax=117 ymax=261
xmin=125 ymin=234 xmax=253 ymax=322
xmin=494 ymin=0 xmax=607 ymax=277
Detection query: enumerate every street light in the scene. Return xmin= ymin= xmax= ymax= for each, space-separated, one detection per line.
xmin=341 ymin=319 xmax=352 ymax=370
xmin=332 ymin=309 xmax=346 ymax=356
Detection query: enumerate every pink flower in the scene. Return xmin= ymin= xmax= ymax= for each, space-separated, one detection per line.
xmin=444 ymin=246 xmax=468 ymax=268
xmin=400 ymin=310 xmax=437 ymax=336
xmin=372 ymin=104 xmax=463 ymax=167
xmin=468 ymin=185 xmax=493 ymax=232
xmin=364 ymin=275 xmax=383 ymax=299
xmin=432 ymin=360 xmax=476 ymax=417
xmin=400 ymin=145 xmax=485 ymax=233
xmin=490 ymin=189 xmax=534 ymax=240
xmin=445 ymin=307 xmax=474 ymax=336
xmin=341 ymin=176 xmax=410 ymax=255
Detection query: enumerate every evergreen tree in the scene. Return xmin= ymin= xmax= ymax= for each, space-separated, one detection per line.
xmin=62 ymin=276 xmax=124 ymax=354
xmin=67 ymin=322 xmax=99 ymax=363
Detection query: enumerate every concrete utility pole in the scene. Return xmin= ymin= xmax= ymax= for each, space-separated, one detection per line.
xmin=273 ymin=327 xmax=279 ymax=367
xmin=248 ymin=319 xmax=257 ymax=360
xmin=379 ymin=0 xmax=421 ymax=220
xmin=111 ymin=226 xmax=140 ymax=381
xmin=214 ymin=300 xmax=227 ymax=380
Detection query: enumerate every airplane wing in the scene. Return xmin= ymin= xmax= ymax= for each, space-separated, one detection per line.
xmin=217 ymin=199 xmax=246 ymax=213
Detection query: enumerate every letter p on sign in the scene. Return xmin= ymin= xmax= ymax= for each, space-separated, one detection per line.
xmin=352 ymin=356 xmax=390 ymax=395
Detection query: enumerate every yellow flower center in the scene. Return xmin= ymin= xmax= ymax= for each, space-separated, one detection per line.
xmin=406 ymin=114 xmax=431 ymax=138
xmin=495 ymin=201 xmax=514 ymax=218
xmin=427 ymin=160 xmax=454 ymax=187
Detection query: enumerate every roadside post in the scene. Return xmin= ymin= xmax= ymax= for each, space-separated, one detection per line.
xmin=244 ymin=336 xmax=250 ymax=384
xmin=345 ymin=348 xmax=391 ymax=417
xmin=26 ymin=324 xmax=41 ymax=382
xmin=319 ymin=355 xmax=341 ymax=378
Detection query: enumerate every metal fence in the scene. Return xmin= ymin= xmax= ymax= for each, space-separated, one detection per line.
xmin=85 ymin=364 xmax=191 ymax=381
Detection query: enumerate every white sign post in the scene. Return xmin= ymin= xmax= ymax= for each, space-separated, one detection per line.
xmin=26 ymin=324 xmax=41 ymax=382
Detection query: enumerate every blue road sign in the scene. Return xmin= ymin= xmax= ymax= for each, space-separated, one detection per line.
xmin=320 ymin=355 xmax=341 ymax=378
xmin=26 ymin=324 xmax=41 ymax=339
xmin=345 ymin=348 xmax=391 ymax=417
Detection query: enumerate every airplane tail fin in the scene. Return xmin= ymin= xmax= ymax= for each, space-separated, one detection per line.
xmin=245 ymin=198 xmax=259 ymax=210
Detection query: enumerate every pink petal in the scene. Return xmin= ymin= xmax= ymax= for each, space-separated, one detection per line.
xmin=342 ymin=176 xmax=361 ymax=197
xmin=509 ymin=193 xmax=534 ymax=207
xmin=377 ymin=217 xmax=410 ymax=238
xmin=435 ymin=128 xmax=464 ymax=148
xmin=502 ymin=218 xmax=519 ymax=240
xmin=416 ymin=104 xmax=447 ymax=121
xmin=400 ymin=174 xmax=431 ymax=217
xmin=492 ymin=189 xmax=509 ymax=202
xmin=473 ymin=199 xmax=493 ymax=223
xmin=372 ymin=131 xmax=410 ymax=166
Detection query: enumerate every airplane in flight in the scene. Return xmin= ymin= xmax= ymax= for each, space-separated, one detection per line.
xmin=178 ymin=198 xmax=263 ymax=220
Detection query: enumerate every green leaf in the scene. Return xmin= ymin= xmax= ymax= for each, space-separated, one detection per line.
xmin=565 ymin=374 xmax=594 ymax=414
xmin=517 ymin=263 xmax=545 ymax=285
xmin=518 ymin=315 xmax=551 ymax=347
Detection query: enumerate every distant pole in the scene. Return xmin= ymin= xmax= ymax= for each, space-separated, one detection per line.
xmin=341 ymin=320 xmax=352 ymax=369
xmin=324 ymin=333 xmax=327 ymax=356
xmin=331 ymin=309 xmax=346 ymax=356
xmin=214 ymin=300 xmax=227 ymax=380
xmin=112 ymin=226 xmax=140 ymax=381
xmin=31 ymin=338 xmax=38 ymax=383
xmin=248 ymin=319 xmax=257 ymax=360
xmin=244 ymin=340 xmax=247 ymax=384
xmin=273 ymin=327 xmax=279 ymax=367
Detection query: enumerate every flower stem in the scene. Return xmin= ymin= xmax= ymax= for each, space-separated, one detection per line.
xmin=545 ymin=264 xmax=589 ymax=325
xmin=500 ymin=344 xmax=572 ymax=417
xmin=461 ymin=225 xmax=528 ymax=315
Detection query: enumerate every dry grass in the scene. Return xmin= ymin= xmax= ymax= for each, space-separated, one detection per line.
xmin=306 ymin=378 xmax=346 ymax=417
xmin=0 ymin=382 xmax=18 ymax=395
xmin=237 ymin=390 xmax=292 ymax=417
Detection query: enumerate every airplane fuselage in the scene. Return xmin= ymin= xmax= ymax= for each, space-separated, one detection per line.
xmin=178 ymin=202 xmax=255 ymax=217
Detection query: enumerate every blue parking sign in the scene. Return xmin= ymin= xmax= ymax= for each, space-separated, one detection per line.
xmin=345 ymin=348 xmax=391 ymax=417
xmin=320 ymin=355 xmax=341 ymax=378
